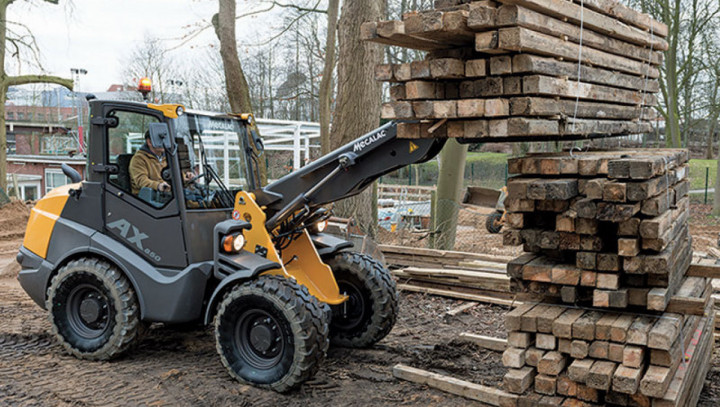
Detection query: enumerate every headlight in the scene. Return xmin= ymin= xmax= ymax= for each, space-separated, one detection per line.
xmin=176 ymin=106 xmax=185 ymax=116
xmin=222 ymin=233 xmax=245 ymax=253
xmin=316 ymin=220 xmax=328 ymax=233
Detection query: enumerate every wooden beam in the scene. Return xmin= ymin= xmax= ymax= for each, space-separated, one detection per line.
xmin=495 ymin=5 xmax=664 ymax=65
xmin=458 ymin=332 xmax=508 ymax=351
xmin=498 ymin=27 xmax=660 ymax=78
xmin=393 ymin=364 xmax=518 ymax=406
xmin=498 ymin=0 xmax=668 ymax=50
xmin=397 ymin=283 xmax=518 ymax=306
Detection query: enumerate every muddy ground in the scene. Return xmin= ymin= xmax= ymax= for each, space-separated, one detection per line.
xmin=0 ymin=202 xmax=718 ymax=406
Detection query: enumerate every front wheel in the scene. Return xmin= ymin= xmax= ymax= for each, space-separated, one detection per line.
xmin=46 ymin=258 xmax=141 ymax=360
xmin=325 ymin=252 xmax=398 ymax=348
xmin=214 ymin=275 xmax=329 ymax=392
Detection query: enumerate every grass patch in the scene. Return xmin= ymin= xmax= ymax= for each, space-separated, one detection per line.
xmin=689 ymin=159 xmax=717 ymax=191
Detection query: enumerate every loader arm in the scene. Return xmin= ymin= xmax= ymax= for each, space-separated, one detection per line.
xmin=254 ymin=121 xmax=446 ymax=227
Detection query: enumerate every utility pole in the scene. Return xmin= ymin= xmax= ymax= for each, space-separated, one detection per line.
xmin=70 ymin=68 xmax=87 ymax=152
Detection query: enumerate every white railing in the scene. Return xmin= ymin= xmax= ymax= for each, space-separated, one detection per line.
xmin=256 ymin=118 xmax=321 ymax=170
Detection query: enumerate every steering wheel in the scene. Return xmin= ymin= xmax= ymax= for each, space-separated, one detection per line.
xmin=184 ymin=172 xmax=208 ymax=186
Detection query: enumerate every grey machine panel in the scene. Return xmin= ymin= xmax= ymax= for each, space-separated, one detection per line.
xmin=89 ymin=231 xmax=211 ymax=323
xmin=105 ymin=192 xmax=188 ymax=269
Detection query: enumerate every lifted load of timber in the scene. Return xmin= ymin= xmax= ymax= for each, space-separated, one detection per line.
xmin=361 ymin=0 xmax=665 ymax=142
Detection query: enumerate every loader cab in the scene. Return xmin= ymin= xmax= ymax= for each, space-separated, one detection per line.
xmin=87 ymin=100 xmax=261 ymax=268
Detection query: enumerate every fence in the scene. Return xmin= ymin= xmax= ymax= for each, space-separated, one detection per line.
xmin=688 ymin=162 xmax=716 ymax=205
xmin=375 ymin=183 xmax=503 ymax=253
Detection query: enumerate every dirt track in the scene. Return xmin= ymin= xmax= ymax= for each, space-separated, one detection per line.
xmin=0 ymin=275 xmax=510 ymax=407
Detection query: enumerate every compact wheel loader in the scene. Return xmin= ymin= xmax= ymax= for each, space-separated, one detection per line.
xmin=16 ymin=99 xmax=446 ymax=391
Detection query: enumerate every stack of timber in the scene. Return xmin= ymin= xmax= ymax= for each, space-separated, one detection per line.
xmin=502 ymin=149 xmax=711 ymax=314
xmin=361 ymin=0 xmax=665 ymax=142
xmin=392 ymin=263 xmax=517 ymax=305
xmin=380 ymin=244 xmax=514 ymax=269
xmin=499 ymin=149 xmax=713 ymax=406
xmin=502 ymin=301 xmax=715 ymax=406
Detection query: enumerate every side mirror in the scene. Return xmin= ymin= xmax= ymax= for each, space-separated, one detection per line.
xmin=251 ymin=129 xmax=264 ymax=154
xmin=148 ymin=122 xmax=173 ymax=150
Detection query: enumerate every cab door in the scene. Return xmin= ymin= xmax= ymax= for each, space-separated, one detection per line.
xmin=97 ymin=105 xmax=188 ymax=269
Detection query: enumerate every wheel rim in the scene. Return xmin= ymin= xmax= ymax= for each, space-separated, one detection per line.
xmin=332 ymin=279 xmax=367 ymax=331
xmin=234 ymin=309 xmax=284 ymax=370
xmin=66 ymin=283 xmax=111 ymax=339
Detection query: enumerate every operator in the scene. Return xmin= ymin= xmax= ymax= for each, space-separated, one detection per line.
xmin=129 ymin=131 xmax=171 ymax=195
xmin=129 ymin=131 xmax=195 ymax=195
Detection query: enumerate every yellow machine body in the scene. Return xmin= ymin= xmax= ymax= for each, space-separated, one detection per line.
xmin=233 ymin=191 xmax=347 ymax=305
xmin=22 ymin=183 xmax=78 ymax=258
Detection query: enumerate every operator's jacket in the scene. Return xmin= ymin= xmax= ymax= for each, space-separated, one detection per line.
xmin=129 ymin=144 xmax=167 ymax=195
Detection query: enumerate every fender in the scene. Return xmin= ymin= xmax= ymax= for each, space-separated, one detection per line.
xmin=203 ymin=250 xmax=281 ymax=325
xmin=310 ymin=232 xmax=353 ymax=257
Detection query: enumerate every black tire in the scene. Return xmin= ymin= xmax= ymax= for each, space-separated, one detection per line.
xmin=214 ymin=275 xmax=329 ymax=392
xmin=46 ymin=258 xmax=141 ymax=360
xmin=325 ymin=252 xmax=397 ymax=348
xmin=486 ymin=211 xmax=503 ymax=234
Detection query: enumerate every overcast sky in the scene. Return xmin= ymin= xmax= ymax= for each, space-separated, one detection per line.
xmin=11 ymin=0 xmax=266 ymax=92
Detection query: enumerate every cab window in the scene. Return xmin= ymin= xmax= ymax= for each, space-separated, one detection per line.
xmin=107 ymin=110 xmax=173 ymax=208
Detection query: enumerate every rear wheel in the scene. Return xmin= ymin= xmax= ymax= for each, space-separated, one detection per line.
xmin=485 ymin=211 xmax=503 ymax=234
xmin=214 ymin=275 xmax=329 ymax=392
xmin=46 ymin=258 xmax=141 ymax=360
xmin=325 ymin=252 xmax=397 ymax=348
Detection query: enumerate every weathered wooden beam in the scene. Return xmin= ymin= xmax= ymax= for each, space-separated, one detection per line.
xmin=498 ymin=27 xmax=660 ymax=78
xmin=393 ymin=364 xmax=518 ymax=406
xmin=498 ymin=0 xmax=668 ymax=50
xmin=458 ymin=332 xmax=508 ymax=351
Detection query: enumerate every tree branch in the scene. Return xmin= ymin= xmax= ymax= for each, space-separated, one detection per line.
xmin=4 ymin=74 xmax=73 ymax=90
xmin=266 ymin=0 xmax=326 ymax=13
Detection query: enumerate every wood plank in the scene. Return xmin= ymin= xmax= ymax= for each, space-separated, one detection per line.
xmin=498 ymin=27 xmax=660 ymax=78
xmin=393 ymin=364 xmax=518 ymax=406
xmin=498 ymin=0 xmax=669 ymax=50
xmin=573 ymin=0 xmax=668 ymax=37
xmin=496 ymin=5 xmax=664 ymax=64
xmin=397 ymin=284 xmax=517 ymax=306
xmin=504 ymin=366 xmax=537 ymax=394
xmin=458 ymin=332 xmax=508 ymax=351
xmin=522 ymin=75 xmax=655 ymax=106
xmin=513 ymin=54 xmax=659 ymax=92
xmin=360 ymin=21 xmax=447 ymax=51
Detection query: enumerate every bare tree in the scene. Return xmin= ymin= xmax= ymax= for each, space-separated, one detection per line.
xmin=631 ymin=0 xmax=720 ymax=147
xmin=122 ymin=36 xmax=177 ymax=103
xmin=213 ymin=0 xmax=267 ymax=184
xmin=0 ymin=0 xmax=73 ymax=191
xmin=319 ymin=0 xmax=338 ymax=155
xmin=329 ymin=0 xmax=385 ymax=236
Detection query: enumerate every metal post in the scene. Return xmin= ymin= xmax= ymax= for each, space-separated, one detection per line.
xmin=304 ymin=127 xmax=310 ymax=166
xmin=293 ymin=124 xmax=301 ymax=170
xmin=428 ymin=189 xmax=437 ymax=249
xmin=705 ymin=167 xmax=710 ymax=204
xmin=224 ymin=132 xmax=230 ymax=185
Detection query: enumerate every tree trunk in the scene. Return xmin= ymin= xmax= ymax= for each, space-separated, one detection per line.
xmin=212 ymin=0 xmax=267 ymax=185
xmin=714 ymin=144 xmax=720 ymax=215
xmin=329 ymin=0 xmax=385 ymax=237
xmin=319 ymin=0 xmax=339 ymax=155
xmin=0 ymin=0 xmax=73 ymax=191
xmin=706 ymin=117 xmax=717 ymax=160
xmin=433 ymin=139 xmax=468 ymax=250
